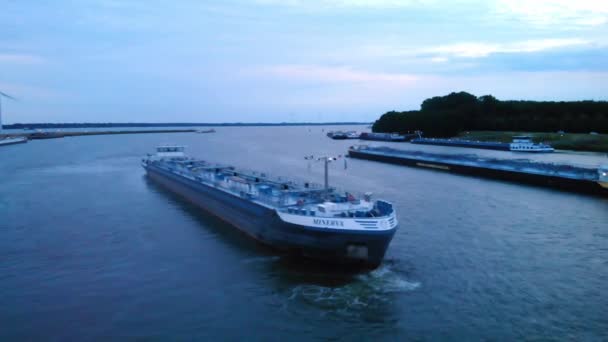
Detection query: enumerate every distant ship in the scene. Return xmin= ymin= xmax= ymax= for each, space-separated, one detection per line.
xmin=142 ymin=146 xmax=398 ymax=268
xmin=411 ymin=135 xmax=554 ymax=152
xmin=349 ymin=145 xmax=608 ymax=196
xmin=327 ymin=131 xmax=360 ymax=140
xmin=360 ymin=132 xmax=415 ymax=142
xmin=196 ymin=129 xmax=216 ymax=134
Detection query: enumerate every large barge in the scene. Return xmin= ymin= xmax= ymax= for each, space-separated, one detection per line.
xmin=349 ymin=145 xmax=608 ymax=196
xmin=143 ymin=146 xmax=398 ymax=268
xmin=411 ymin=136 xmax=554 ymax=153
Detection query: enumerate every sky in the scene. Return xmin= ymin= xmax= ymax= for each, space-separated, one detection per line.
xmin=1 ymin=0 xmax=607 ymax=123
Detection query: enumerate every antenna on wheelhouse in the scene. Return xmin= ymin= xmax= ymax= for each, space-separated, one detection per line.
xmin=0 ymin=91 xmax=17 ymax=135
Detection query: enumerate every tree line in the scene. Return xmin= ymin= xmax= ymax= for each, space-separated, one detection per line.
xmin=372 ymin=92 xmax=608 ymax=137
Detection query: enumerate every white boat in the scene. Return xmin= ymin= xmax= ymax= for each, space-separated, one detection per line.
xmin=346 ymin=131 xmax=361 ymax=139
xmin=196 ymin=129 xmax=216 ymax=134
xmin=509 ymin=136 xmax=554 ymax=152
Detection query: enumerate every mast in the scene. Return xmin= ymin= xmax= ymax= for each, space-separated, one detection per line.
xmin=324 ymin=157 xmax=329 ymax=192
xmin=0 ymin=91 xmax=17 ymax=135
xmin=305 ymin=155 xmax=338 ymax=198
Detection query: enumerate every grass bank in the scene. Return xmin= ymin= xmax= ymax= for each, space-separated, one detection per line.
xmin=457 ymin=131 xmax=608 ymax=153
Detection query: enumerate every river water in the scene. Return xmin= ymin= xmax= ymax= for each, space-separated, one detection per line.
xmin=1 ymin=126 xmax=607 ymax=340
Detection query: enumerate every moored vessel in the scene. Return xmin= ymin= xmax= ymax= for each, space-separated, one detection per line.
xmin=142 ymin=146 xmax=398 ymax=268
xmin=349 ymin=145 xmax=608 ymax=196
xmin=327 ymin=131 xmax=360 ymax=140
xmin=508 ymin=136 xmax=554 ymax=152
xmin=196 ymin=129 xmax=216 ymax=134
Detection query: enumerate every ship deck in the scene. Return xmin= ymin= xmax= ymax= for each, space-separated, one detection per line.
xmin=148 ymin=157 xmax=378 ymax=218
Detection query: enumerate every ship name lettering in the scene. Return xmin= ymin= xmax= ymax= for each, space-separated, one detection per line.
xmin=313 ymin=219 xmax=344 ymax=227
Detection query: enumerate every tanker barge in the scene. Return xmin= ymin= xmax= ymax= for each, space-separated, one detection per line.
xmin=349 ymin=145 xmax=608 ymax=196
xmin=143 ymin=146 xmax=398 ymax=268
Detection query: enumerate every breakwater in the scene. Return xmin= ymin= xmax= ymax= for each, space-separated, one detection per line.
xmin=0 ymin=129 xmax=197 ymax=140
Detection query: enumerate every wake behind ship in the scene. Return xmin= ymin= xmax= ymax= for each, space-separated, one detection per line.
xmin=142 ymin=146 xmax=398 ymax=268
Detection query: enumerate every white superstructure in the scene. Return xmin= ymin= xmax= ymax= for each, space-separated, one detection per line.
xmin=509 ymin=136 xmax=554 ymax=152
xmin=153 ymin=145 xmax=186 ymax=158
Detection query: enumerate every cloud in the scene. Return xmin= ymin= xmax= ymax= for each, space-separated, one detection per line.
xmin=423 ymin=38 xmax=591 ymax=59
xmin=255 ymin=64 xmax=419 ymax=84
xmin=494 ymin=0 xmax=608 ymax=27
xmin=0 ymin=53 xmax=45 ymax=65
xmin=429 ymin=56 xmax=449 ymax=63
xmin=253 ymin=0 xmax=436 ymax=10
xmin=357 ymin=38 xmax=594 ymax=62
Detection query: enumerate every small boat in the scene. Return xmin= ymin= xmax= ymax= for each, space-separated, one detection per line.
xmin=196 ymin=129 xmax=216 ymax=134
xmin=346 ymin=131 xmax=361 ymax=139
xmin=327 ymin=131 xmax=348 ymax=139
xmin=327 ymin=131 xmax=361 ymax=140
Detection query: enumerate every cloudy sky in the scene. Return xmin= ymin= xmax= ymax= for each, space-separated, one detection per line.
xmin=1 ymin=0 xmax=607 ymax=123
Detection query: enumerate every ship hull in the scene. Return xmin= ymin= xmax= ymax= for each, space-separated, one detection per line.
xmin=360 ymin=136 xmax=408 ymax=142
xmin=349 ymin=149 xmax=608 ymax=196
xmin=411 ymin=139 xmax=510 ymax=150
xmin=144 ymin=163 xmax=396 ymax=268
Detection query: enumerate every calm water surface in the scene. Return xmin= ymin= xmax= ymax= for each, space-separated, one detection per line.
xmin=1 ymin=126 xmax=607 ymax=340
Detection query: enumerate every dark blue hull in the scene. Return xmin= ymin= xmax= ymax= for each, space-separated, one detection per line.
xmin=144 ymin=164 xmax=395 ymax=268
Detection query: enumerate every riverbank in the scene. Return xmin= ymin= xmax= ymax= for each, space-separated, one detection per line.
xmin=457 ymin=131 xmax=608 ymax=153
xmin=0 ymin=129 xmax=197 ymax=140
